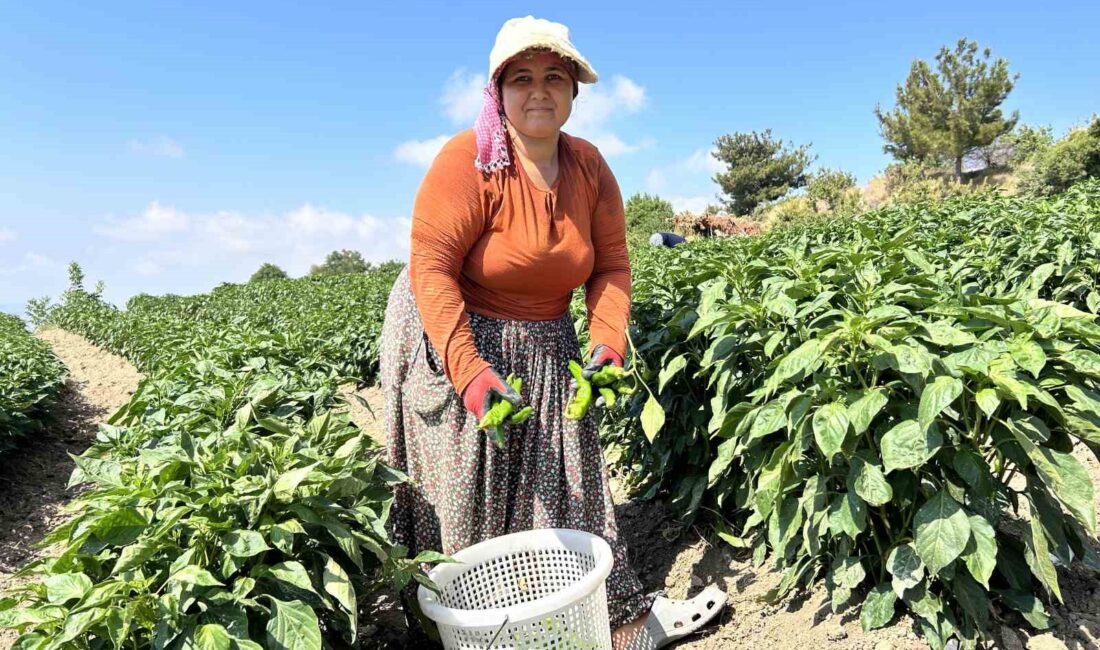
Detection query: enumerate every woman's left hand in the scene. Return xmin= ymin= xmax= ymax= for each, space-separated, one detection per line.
xmin=581 ymin=344 xmax=623 ymax=380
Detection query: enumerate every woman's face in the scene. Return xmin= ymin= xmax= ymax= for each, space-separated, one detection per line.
xmin=499 ymin=51 xmax=575 ymax=140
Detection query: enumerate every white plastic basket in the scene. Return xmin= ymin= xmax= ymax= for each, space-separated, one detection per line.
xmin=417 ymin=528 xmax=614 ymax=650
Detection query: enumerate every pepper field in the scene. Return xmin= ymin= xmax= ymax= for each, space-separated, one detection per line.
xmin=1 ymin=180 xmax=1099 ymax=648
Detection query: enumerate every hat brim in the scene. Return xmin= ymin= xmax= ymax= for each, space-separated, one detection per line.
xmin=492 ymin=44 xmax=598 ymax=84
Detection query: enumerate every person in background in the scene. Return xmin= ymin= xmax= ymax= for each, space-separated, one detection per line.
xmin=649 ymin=231 xmax=686 ymax=247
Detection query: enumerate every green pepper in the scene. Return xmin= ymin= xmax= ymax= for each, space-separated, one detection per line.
xmin=477 ymin=398 xmax=514 ymax=430
xmin=598 ymin=387 xmax=616 ymax=408
xmin=477 ymin=373 xmax=535 ymax=447
xmin=565 ymin=359 xmax=593 ymax=420
xmin=510 ymin=405 xmax=533 ymax=423
xmin=590 ymin=365 xmax=625 ymax=387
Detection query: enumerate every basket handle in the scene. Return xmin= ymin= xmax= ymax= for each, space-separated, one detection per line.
xmin=486 ymin=613 xmax=510 ymax=649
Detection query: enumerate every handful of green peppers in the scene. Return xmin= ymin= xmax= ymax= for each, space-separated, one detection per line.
xmin=564 ymin=360 xmax=636 ymax=421
xmin=476 ymin=373 xmax=533 ymax=447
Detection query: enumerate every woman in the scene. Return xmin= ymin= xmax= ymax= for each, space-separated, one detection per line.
xmin=379 ymin=15 xmax=724 ymax=648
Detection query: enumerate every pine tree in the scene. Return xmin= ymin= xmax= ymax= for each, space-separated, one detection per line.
xmin=712 ymin=130 xmax=814 ymax=216
xmin=875 ymin=38 xmax=1018 ymax=181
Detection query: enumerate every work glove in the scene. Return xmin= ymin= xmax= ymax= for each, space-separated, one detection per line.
xmin=585 ymin=344 xmax=624 ymax=407
xmin=462 ymin=366 xmax=523 ymax=421
xmin=581 ymin=344 xmax=624 ymax=381
xmin=568 ymin=344 xmax=626 ymax=410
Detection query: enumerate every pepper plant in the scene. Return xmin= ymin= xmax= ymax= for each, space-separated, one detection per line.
xmin=604 ymin=181 xmax=1100 ymax=648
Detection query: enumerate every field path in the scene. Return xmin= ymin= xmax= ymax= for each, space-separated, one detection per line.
xmin=0 ymin=329 xmax=141 ymax=650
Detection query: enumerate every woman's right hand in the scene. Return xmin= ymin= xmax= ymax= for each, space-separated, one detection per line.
xmin=462 ymin=366 xmax=523 ymax=420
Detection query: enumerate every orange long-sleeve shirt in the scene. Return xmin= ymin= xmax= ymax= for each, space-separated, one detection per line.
xmin=408 ymin=128 xmax=631 ymax=396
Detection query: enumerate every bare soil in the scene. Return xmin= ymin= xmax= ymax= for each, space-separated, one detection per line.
xmin=2 ymin=338 xmax=1097 ymax=650
xmin=0 ymin=328 xmax=141 ymax=650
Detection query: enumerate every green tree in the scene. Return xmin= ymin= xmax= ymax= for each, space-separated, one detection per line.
xmin=250 ymin=262 xmax=289 ymax=282
xmin=806 ymin=168 xmax=860 ymax=215
xmin=875 ymin=38 xmax=1018 ymax=182
xmin=1004 ymin=123 xmax=1056 ymax=167
xmin=712 ymin=130 xmax=814 ymax=216
xmin=623 ymin=193 xmax=675 ymax=246
xmin=67 ymin=261 xmax=85 ymax=292
xmin=309 ymin=249 xmax=370 ymax=276
xmin=1019 ymin=116 xmax=1100 ymax=196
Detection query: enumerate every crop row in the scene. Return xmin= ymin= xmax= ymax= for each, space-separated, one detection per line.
xmin=602 ymin=181 xmax=1100 ymax=648
xmin=0 ymin=313 xmax=66 ymax=452
xmin=0 ymin=270 xmax=430 ymax=649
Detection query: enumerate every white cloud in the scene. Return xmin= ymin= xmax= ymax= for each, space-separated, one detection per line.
xmin=90 ymin=202 xmax=411 ymax=290
xmin=441 ymin=68 xmax=486 ymax=125
xmin=642 ymin=146 xmax=726 ymax=213
xmin=128 ymin=136 xmax=185 ymax=159
xmin=93 ymin=201 xmax=191 ymax=241
xmin=682 ymin=147 xmax=725 ymax=175
xmin=567 ymin=75 xmax=649 ymax=155
xmin=667 ymin=195 xmax=717 ymax=214
xmin=0 ymin=228 xmax=14 ymax=243
xmin=394 ymin=135 xmax=451 ymax=167
xmin=0 ymin=252 xmax=57 ymax=277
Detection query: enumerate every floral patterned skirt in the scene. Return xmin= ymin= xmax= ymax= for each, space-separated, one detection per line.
xmin=379 ymin=267 xmax=655 ymax=628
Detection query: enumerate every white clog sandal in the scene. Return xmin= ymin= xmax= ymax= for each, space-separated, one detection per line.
xmin=622 ymin=584 xmax=726 ymax=650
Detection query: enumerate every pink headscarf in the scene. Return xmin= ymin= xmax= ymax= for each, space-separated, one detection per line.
xmin=474 ymin=79 xmax=512 ymax=174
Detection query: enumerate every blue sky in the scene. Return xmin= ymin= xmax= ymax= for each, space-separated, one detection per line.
xmin=2 ymin=0 xmax=1098 ymax=316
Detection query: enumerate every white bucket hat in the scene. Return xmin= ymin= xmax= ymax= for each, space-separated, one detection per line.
xmin=488 ymin=15 xmax=598 ymax=84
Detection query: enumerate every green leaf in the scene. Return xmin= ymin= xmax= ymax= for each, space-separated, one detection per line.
xmin=764 ymin=291 xmax=797 ymax=319
xmin=748 ymin=399 xmax=788 ymax=443
xmin=952 ymin=571 xmax=990 ymax=631
xmin=913 ymin=490 xmax=971 ymax=575
xmin=851 ymin=457 xmax=893 ymax=506
xmin=1025 ymin=510 xmax=1063 ymax=602
xmin=962 ymin=514 xmax=997 ymax=588
xmin=812 ymin=402 xmax=849 ymax=461
xmin=886 ymin=543 xmax=924 ymax=596
xmin=170 ymin=564 xmax=224 ymax=587
xmin=881 ymin=419 xmax=942 ymax=473
xmin=975 ymin=388 xmax=1001 ymax=418
xmin=322 ymin=554 xmax=357 ymax=621
xmin=193 ymin=624 xmax=232 ymax=650
xmin=769 ymin=338 xmax=826 ymax=387
xmin=273 ymin=462 xmax=320 ymax=501
xmin=1009 ymin=427 xmax=1097 ymax=534
xmin=224 ymin=530 xmax=271 ymax=558
xmin=708 ymin=438 xmax=736 ymax=486
xmin=997 ymin=589 xmax=1053 ymax=629
xmin=847 ymin=389 xmax=888 ymax=436
xmin=1010 ymin=339 xmax=1047 ymax=378
xmin=918 ymin=376 xmax=963 ymax=430
xmin=640 ymin=395 xmax=666 ymax=441
xmin=270 ymin=520 xmax=304 ymax=555
xmin=263 ymin=561 xmax=320 ymax=598
xmin=888 ymin=344 xmax=931 ymax=375
xmin=1060 ymin=349 xmax=1100 ymax=378
xmin=112 ymin=537 xmax=160 ymax=574
xmin=860 ymin=584 xmax=897 ymax=631
xmin=658 ymin=354 xmax=688 ymax=392
xmin=91 ymin=507 xmax=149 ymax=547
xmin=265 ymin=597 xmax=322 ymax=650
xmin=919 ymin=321 xmax=977 ymax=347
xmin=828 ymin=491 xmax=866 ymax=539
xmin=44 ymin=573 xmax=93 ymax=604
